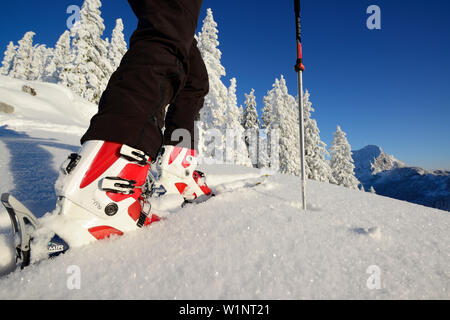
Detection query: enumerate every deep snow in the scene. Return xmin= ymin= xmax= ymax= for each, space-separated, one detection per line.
xmin=0 ymin=77 xmax=448 ymax=300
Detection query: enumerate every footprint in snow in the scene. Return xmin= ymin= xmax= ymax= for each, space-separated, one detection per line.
xmin=351 ymin=226 xmax=382 ymax=239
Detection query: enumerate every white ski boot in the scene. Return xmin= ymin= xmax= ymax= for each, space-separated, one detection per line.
xmin=51 ymin=140 xmax=159 ymax=248
xmin=154 ymin=145 xmax=213 ymax=203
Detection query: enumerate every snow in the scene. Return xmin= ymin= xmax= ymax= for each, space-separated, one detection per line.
xmin=0 ymin=75 xmax=96 ymax=128
xmin=0 ymin=76 xmax=449 ymax=299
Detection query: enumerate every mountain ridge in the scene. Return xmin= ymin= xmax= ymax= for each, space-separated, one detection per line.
xmin=352 ymin=145 xmax=450 ymax=211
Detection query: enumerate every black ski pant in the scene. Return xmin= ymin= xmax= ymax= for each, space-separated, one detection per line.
xmin=81 ymin=0 xmax=208 ymax=160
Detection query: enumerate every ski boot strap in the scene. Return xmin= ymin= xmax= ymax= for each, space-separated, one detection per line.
xmin=120 ymin=145 xmax=151 ymax=166
xmin=137 ymin=197 xmax=152 ymax=228
xmin=101 ymin=177 xmax=139 ymax=195
xmin=100 ymin=145 xmax=151 ymax=194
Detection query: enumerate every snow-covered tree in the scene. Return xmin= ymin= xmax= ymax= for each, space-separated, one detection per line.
xmin=9 ymin=31 xmax=36 ymax=80
xmin=108 ymin=18 xmax=127 ymax=71
xmin=243 ymin=89 xmax=260 ymax=131
xmin=0 ymin=42 xmax=17 ymax=76
xmin=329 ymin=125 xmax=360 ymax=189
xmin=29 ymin=44 xmax=53 ymax=81
xmin=224 ymin=78 xmax=251 ymax=166
xmin=226 ymin=78 xmax=239 ymax=122
xmin=60 ymin=0 xmax=113 ymax=103
xmin=43 ymin=31 xmax=72 ymax=82
xmin=302 ymin=90 xmax=335 ymax=183
xmin=243 ymin=89 xmax=261 ymax=167
xmin=262 ymin=76 xmax=301 ymax=175
xmin=261 ymin=86 xmax=279 ymax=170
xmin=277 ymin=76 xmax=302 ymax=175
xmin=238 ymin=105 xmax=244 ymax=127
xmin=261 ymin=93 xmax=275 ymax=132
xmin=197 ymin=8 xmax=228 ymax=161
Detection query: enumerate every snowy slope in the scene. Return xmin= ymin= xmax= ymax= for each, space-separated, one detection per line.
xmin=0 ymin=76 xmax=95 ymax=215
xmin=0 ymin=75 xmax=95 ymax=134
xmin=0 ymin=77 xmax=449 ymax=299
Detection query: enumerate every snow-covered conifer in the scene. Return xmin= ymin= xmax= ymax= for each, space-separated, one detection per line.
xmin=224 ymin=78 xmax=251 ymax=166
xmin=60 ymin=0 xmax=113 ymax=103
xmin=43 ymin=31 xmax=72 ymax=82
xmin=329 ymin=125 xmax=360 ymax=189
xmin=226 ymin=78 xmax=239 ymax=121
xmin=0 ymin=42 xmax=17 ymax=76
xmin=261 ymin=92 xmax=275 ymax=131
xmin=238 ymin=105 xmax=244 ymax=127
xmin=243 ymin=89 xmax=260 ymax=166
xmin=243 ymin=89 xmax=260 ymax=132
xmin=261 ymin=87 xmax=278 ymax=169
xmin=197 ymin=8 xmax=228 ymax=161
xmin=29 ymin=44 xmax=53 ymax=81
xmin=262 ymin=76 xmax=300 ymax=175
xmin=9 ymin=31 xmax=36 ymax=80
xmin=108 ymin=19 xmax=127 ymax=71
xmin=302 ymin=90 xmax=335 ymax=183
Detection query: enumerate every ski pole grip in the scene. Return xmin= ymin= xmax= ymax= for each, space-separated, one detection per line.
xmin=294 ymin=0 xmax=302 ymax=41
xmin=294 ymin=0 xmax=304 ymax=72
xmin=294 ymin=0 xmax=301 ymax=16
xmin=295 ymin=41 xmax=305 ymax=72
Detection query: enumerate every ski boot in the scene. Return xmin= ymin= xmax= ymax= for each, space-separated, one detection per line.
xmin=51 ymin=140 xmax=160 ymax=248
xmin=154 ymin=145 xmax=213 ymax=204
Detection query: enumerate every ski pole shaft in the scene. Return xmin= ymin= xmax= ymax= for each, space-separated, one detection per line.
xmin=294 ymin=0 xmax=307 ymax=211
xmin=297 ymin=68 xmax=307 ymax=211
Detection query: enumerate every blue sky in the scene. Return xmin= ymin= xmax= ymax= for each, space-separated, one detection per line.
xmin=0 ymin=0 xmax=449 ymax=170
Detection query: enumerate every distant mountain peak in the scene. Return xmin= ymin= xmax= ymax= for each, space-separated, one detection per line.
xmin=370 ymin=149 xmax=406 ymax=175
xmin=361 ymin=144 xmax=383 ymax=152
xmin=352 ymin=145 xmax=450 ymax=211
xmin=352 ymin=145 xmax=405 ymax=177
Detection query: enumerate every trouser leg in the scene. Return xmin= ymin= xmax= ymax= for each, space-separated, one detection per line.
xmin=164 ymin=43 xmax=209 ymax=151
xmin=81 ymin=0 xmax=205 ymax=160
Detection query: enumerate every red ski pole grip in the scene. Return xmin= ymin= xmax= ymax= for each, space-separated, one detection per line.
xmin=295 ymin=43 xmax=305 ymax=72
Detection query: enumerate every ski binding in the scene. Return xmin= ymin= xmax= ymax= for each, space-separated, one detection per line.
xmin=1 ymin=193 xmax=69 ymax=270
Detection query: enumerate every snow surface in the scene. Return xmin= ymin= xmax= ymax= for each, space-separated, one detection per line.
xmin=0 ymin=77 xmax=449 ymax=299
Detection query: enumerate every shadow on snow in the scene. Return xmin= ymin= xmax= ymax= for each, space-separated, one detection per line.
xmin=0 ymin=126 xmax=78 ymax=218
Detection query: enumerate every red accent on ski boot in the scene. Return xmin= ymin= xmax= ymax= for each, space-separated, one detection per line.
xmin=88 ymin=226 xmax=124 ymax=240
xmin=80 ymin=142 xmax=122 ymax=189
xmin=193 ymin=171 xmax=212 ymax=196
xmin=157 ymin=146 xmax=212 ymax=201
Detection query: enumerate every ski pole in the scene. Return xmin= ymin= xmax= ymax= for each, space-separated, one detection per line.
xmin=294 ymin=0 xmax=307 ymax=211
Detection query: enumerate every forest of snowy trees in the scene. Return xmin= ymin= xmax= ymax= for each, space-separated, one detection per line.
xmin=0 ymin=0 xmax=361 ymax=190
